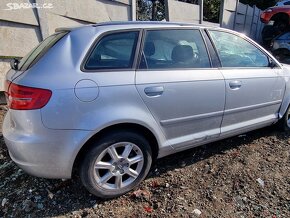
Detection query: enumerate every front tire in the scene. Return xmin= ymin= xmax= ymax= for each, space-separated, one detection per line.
xmin=80 ymin=131 xmax=152 ymax=198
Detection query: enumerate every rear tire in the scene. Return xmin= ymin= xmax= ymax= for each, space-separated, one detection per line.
xmin=262 ymin=25 xmax=278 ymax=48
xmin=80 ymin=131 xmax=152 ymax=198
xmin=275 ymin=52 xmax=287 ymax=62
xmin=273 ymin=49 xmax=290 ymax=63
xmin=274 ymin=20 xmax=288 ymax=33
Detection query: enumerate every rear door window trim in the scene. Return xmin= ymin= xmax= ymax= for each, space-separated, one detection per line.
xmin=81 ymin=29 xmax=142 ymax=72
xmin=137 ymin=27 xmax=214 ymax=71
xmin=19 ymin=31 xmax=68 ymax=71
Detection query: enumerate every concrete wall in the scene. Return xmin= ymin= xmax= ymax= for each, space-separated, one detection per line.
xmin=0 ymin=59 xmax=10 ymax=90
xmin=220 ymin=0 xmax=264 ymax=42
xmin=165 ymin=0 xmax=201 ymax=23
xmin=0 ymin=0 xmax=134 ymax=90
xmin=0 ymin=0 xmax=132 ymax=56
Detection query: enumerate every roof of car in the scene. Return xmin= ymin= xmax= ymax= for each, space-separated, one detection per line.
xmin=55 ymin=21 xmax=219 ymax=33
xmin=92 ymin=21 xmax=217 ymax=29
xmin=93 ymin=21 xmax=202 ymax=27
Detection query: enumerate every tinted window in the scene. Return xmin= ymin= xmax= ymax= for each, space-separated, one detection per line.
xmin=284 ymin=1 xmax=290 ymax=5
xmin=19 ymin=32 xmax=67 ymax=71
xmin=209 ymin=31 xmax=269 ymax=68
xmin=85 ymin=31 xmax=139 ymax=70
xmin=140 ymin=29 xmax=211 ymax=69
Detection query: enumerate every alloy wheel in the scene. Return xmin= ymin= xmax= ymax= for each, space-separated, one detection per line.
xmin=93 ymin=142 xmax=144 ymax=190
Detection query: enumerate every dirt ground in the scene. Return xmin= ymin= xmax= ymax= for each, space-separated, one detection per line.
xmin=0 ymin=107 xmax=289 ymax=218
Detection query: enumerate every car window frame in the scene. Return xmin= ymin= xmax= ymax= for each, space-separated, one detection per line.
xmin=19 ymin=31 xmax=68 ymax=71
xmin=201 ymin=29 xmax=221 ymax=68
xmin=205 ymin=28 xmax=280 ymax=69
xmin=136 ymin=27 xmax=214 ymax=71
xmin=81 ymin=29 xmax=142 ymax=72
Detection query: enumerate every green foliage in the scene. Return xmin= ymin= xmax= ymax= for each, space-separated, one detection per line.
xmin=137 ymin=0 xmax=165 ymax=21
xmin=136 ymin=0 xmax=277 ymax=23
xmin=204 ymin=0 xmax=221 ymax=23
xmin=0 ymin=56 xmax=20 ymax=59
xmin=137 ymin=0 xmax=220 ymax=23
xmin=176 ymin=0 xmax=221 ymax=23
xmin=239 ymin=0 xmax=277 ymax=10
xmin=137 ymin=0 xmax=151 ymax=21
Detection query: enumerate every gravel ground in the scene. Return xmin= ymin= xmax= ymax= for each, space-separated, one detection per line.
xmin=0 ymin=107 xmax=289 ymax=218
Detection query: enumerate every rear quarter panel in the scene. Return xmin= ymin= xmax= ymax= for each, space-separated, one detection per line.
xmin=9 ymin=25 xmax=169 ymax=158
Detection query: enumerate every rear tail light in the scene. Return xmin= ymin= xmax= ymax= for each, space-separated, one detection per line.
xmin=5 ymin=81 xmax=52 ymax=110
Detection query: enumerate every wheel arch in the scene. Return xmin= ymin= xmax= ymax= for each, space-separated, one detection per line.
xmin=72 ymin=122 xmax=160 ymax=174
xmin=271 ymin=12 xmax=289 ymax=23
xmin=279 ymin=95 xmax=290 ymax=119
xmin=272 ymin=48 xmax=290 ymax=61
xmin=279 ymin=74 xmax=290 ymax=119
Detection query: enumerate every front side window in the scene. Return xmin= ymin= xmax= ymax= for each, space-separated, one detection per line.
xmin=208 ymin=30 xmax=269 ymax=68
xmin=140 ymin=29 xmax=211 ymax=69
xmin=85 ymin=31 xmax=139 ymax=70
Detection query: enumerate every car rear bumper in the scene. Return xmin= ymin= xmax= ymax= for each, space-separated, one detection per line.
xmin=3 ymin=109 xmax=92 ymax=179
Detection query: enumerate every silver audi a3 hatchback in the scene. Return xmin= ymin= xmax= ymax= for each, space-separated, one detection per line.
xmin=3 ymin=22 xmax=290 ymax=198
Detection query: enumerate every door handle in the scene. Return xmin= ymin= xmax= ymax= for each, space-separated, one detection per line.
xmin=229 ymin=81 xmax=242 ymax=90
xmin=144 ymin=86 xmax=164 ymax=97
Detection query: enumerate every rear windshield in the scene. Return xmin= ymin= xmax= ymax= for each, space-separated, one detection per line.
xmin=18 ymin=32 xmax=68 ymax=71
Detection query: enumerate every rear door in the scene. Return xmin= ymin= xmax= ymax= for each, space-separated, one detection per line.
xmin=208 ymin=30 xmax=285 ymax=136
xmin=135 ymin=28 xmax=226 ymax=149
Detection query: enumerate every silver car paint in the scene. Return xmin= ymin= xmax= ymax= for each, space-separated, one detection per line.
xmin=3 ymin=22 xmax=290 ymax=179
xmin=136 ymin=68 xmax=225 ymax=150
xmin=3 ymin=110 xmax=91 ymax=178
xmin=220 ymin=68 xmax=284 ymax=135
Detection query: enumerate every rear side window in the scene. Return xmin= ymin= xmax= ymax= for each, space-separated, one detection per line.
xmin=139 ymin=29 xmax=211 ymax=69
xmin=84 ymin=31 xmax=139 ymax=70
xmin=208 ymin=30 xmax=269 ymax=68
xmin=19 ymin=32 xmax=67 ymax=71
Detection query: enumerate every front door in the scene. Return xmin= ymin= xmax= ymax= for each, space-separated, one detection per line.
xmin=208 ymin=30 xmax=285 ymax=136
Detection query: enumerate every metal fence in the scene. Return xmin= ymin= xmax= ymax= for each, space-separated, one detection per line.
xmin=165 ymin=0 xmax=264 ymax=42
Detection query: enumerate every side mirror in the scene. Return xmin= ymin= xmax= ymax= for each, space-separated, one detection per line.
xmin=10 ymin=58 xmax=20 ymax=70
xmin=269 ymin=59 xmax=276 ymax=69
